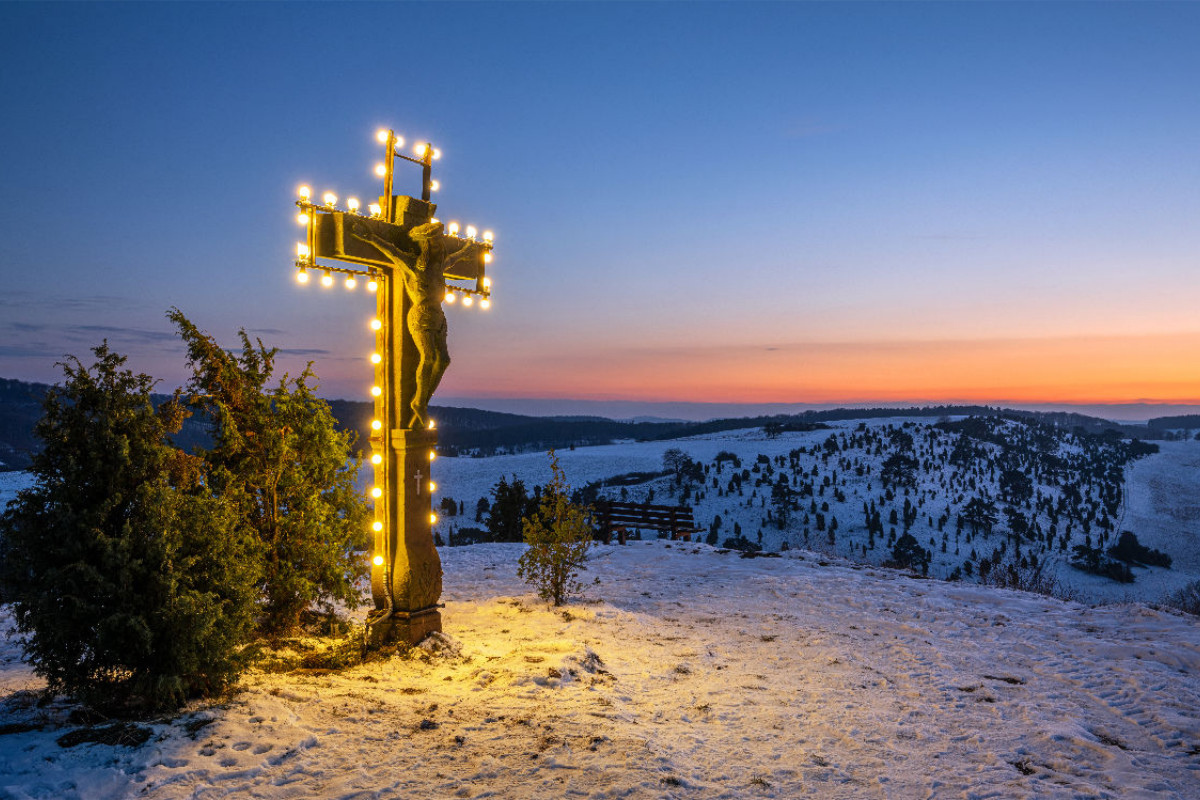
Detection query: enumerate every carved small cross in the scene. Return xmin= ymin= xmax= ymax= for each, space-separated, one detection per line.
xmin=414 ymin=469 xmax=424 ymax=496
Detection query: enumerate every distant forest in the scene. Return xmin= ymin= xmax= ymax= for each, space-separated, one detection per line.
xmin=0 ymin=376 xmax=1176 ymax=471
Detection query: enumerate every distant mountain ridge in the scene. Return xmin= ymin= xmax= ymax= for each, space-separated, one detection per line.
xmin=0 ymin=377 xmax=1171 ymax=471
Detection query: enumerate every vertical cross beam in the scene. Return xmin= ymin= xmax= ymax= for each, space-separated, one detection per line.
xmin=368 ymin=196 xmax=442 ymax=646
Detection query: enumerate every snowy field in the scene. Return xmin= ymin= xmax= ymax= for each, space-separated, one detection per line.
xmin=2 ymin=542 xmax=1200 ymax=798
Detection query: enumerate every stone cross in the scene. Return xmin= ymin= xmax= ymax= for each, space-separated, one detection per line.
xmin=292 ymin=129 xmax=493 ymax=646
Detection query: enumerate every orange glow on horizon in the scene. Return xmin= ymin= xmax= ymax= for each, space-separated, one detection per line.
xmin=440 ymin=331 xmax=1200 ymax=407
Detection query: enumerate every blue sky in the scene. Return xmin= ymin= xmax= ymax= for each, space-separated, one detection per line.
xmin=2 ymin=2 xmax=1198 ymax=412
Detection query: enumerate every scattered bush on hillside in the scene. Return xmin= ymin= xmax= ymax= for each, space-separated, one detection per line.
xmin=880 ymin=453 xmax=918 ymax=489
xmin=978 ymin=555 xmax=1074 ymax=600
xmin=487 ymin=475 xmax=537 ymax=542
xmin=721 ymin=535 xmax=761 ymax=553
xmin=0 ymin=344 xmax=259 ymax=712
xmin=1159 ymin=581 xmax=1200 ymax=616
xmin=1070 ymin=543 xmax=1135 ymax=583
xmin=1108 ymin=531 xmax=1171 ymax=569
xmin=886 ymin=532 xmax=930 ymax=575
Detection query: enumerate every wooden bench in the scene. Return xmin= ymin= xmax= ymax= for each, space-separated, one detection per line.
xmin=593 ymin=500 xmax=702 ymax=543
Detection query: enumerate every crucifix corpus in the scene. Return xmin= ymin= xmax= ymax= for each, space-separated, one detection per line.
xmin=291 ymin=128 xmax=494 ymax=646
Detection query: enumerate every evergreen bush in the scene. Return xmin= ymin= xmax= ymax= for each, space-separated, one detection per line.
xmin=0 ymin=344 xmax=259 ymax=712
xmin=517 ymin=451 xmax=592 ymax=605
xmin=169 ymin=310 xmax=369 ymax=635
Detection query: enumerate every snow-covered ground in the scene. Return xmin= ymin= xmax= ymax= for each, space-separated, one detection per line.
xmin=2 ymin=542 xmax=1200 ymax=798
xmin=2 ymin=421 xmax=1200 ymax=798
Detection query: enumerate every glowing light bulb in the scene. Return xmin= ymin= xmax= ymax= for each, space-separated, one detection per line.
xmin=462 ymin=294 xmax=474 ymax=307
xmin=347 ymin=197 xmax=360 ymax=212
xmin=370 ymin=385 xmax=382 ymax=397
xmin=371 ymin=419 xmax=382 ymax=431
xmin=296 ymin=242 xmax=310 ymax=258
xmin=295 ymin=268 xmax=309 ymax=284
xmin=428 ymin=419 xmax=437 ymax=430
xmin=393 ymin=136 xmax=405 ymax=148
xmin=371 ymin=453 xmax=383 ymax=465
xmin=371 ymin=487 xmax=383 ymax=499
xmin=373 ymin=554 xmax=384 ymax=566
xmin=368 ymin=203 xmax=382 ymax=217
xmin=483 ymin=230 xmax=494 ymax=242
xmin=321 ymin=270 xmax=334 ymax=288
xmin=429 ymin=481 xmax=437 ymax=493
xmin=370 ymin=318 xmax=382 ymax=331
xmin=428 ymin=450 xmax=436 ymax=461
xmin=344 ymin=276 xmax=357 ymax=289
xmin=296 ymin=211 xmax=309 ymax=226
xmin=370 ymin=352 xmax=382 ymax=364
xmin=323 ymin=192 xmax=337 ymax=207
xmin=484 ymin=252 xmax=492 ymax=264
xmin=376 ymin=129 xmax=390 ymax=144
xmin=430 ymin=180 xmax=440 ymax=192
xmin=372 ymin=522 xmax=383 ymax=533
xmin=465 ymin=225 xmax=477 ymax=239
xmin=367 ymin=278 xmax=378 ymax=292
xmin=430 ymin=512 xmax=438 ymax=524
xmin=414 ymin=143 xmax=427 ymax=158
xmin=480 ymin=298 xmax=491 ymax=310
xmin=482 ymin=277 xmax=491 ymax=288
xmin=375 ymin=163 xmax=387 ymax=177
xmin=448 ymin=221 xmax=460 ymax=236
xmin=432 ymin=148 xmax=441 ymax=160
xmin=298 ymin=185 xmax=311 ymax=201
xmin=444 ymin=291 xmax=456 ymax=304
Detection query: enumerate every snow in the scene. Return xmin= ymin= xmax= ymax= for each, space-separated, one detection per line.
xmin=431 ymin=421 xmax=1200 ymax=605
xmin=2 ymin=542 xmax=1200 ymax=798
xmin=1119 ymin=441 xmax=1200 ymax=599
xmin=3 ymin=422 xmax=1200 ymax=798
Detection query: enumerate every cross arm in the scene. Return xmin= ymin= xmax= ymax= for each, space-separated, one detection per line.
xmin=441 ymin=238 xmax=490 ymax=283
xmin=310 ymin=210 xmax=417 ymax=270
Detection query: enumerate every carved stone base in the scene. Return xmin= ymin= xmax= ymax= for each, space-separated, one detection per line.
xmin=366 ymin=607 xmax=442 ymax=649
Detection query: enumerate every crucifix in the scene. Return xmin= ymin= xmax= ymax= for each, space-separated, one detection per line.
xmin=291 ymin=128 xmax=494 ymax=646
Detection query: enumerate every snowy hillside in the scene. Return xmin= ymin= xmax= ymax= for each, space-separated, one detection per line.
xmin=2 ymin=542 xmax=1199 ymax=798
xmin=430 ymin=417 xmax=1198 ymax=604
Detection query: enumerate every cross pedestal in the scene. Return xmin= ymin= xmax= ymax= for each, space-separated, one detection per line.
xmin=367 ymin=426 xmax=442 ymax=647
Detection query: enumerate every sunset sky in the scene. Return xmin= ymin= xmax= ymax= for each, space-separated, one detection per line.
xmin=2 ymin=2 xmax=1198 ymax=416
